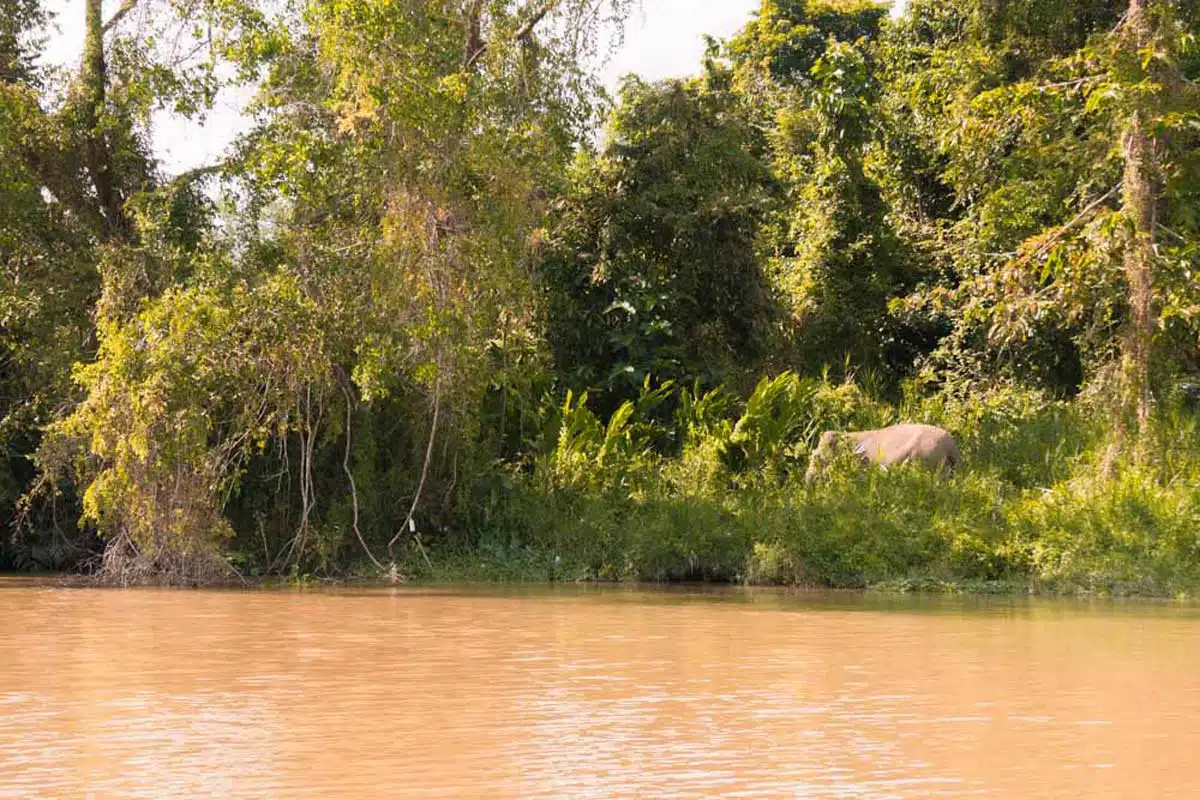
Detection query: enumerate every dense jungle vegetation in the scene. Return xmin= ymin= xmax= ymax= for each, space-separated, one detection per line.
xmin=1 ymin=0 xmax=1198 ymax=592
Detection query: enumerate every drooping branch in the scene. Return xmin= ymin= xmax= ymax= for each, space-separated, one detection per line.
xmin=338 ymin=378 xmax=386 ymax=574
xmin=387 ymin=376 xmax=441 ymax=561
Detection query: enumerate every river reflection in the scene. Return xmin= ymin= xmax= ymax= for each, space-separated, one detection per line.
xmin=1 ymin=580 xmax=1198 ymax=798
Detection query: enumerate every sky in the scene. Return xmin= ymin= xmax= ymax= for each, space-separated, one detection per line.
xmin=40 ymin=0 xmax=904 ymax=176
xmin=597 ymin=0 xmax=761 ymax=89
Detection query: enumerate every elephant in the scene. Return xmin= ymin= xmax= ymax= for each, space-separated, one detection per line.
xmin=804 ymin=423 xmax=961 ymax=483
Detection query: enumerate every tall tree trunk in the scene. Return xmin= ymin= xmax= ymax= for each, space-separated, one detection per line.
xmin=81 ymin=0 xmax=131 ymax=242
xmin=463 ymin=0 xmax=485 ymax=68
xmin=1118 ymin=0 xmax=1157 ymax=460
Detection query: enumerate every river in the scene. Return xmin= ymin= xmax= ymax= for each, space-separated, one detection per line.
xmin=1 ymin=579 xmax=1198 ymax=797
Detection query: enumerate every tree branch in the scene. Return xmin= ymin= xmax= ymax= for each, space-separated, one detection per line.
xmin=463 ymin=0 xmax=560 ymax=70
xmin=1155 ymin=222 xmax=1187 ymax=244
xmin=515 ymin=0 xmax=561 ymax=41
xmin=102 ymin=0 xmax=138 ymax=33
xmin=166 ymin=162 xmax=225 ymax=190
xmin=1015 ymin=182 xmax=1122 ymax=268
xmin=1037 ymin=75 xmax=1102 ymax=92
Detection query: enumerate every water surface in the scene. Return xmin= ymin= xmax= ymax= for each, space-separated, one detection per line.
xmin=1 ymin=579 xmax=1198 ymax=797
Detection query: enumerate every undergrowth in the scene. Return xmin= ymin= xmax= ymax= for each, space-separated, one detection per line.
xmin=435 ymin=374 xmax=1200 ymax=597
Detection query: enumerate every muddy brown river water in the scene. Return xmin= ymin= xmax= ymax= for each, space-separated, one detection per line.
xmin=1 ymin=579 xmax=1198 ymax=798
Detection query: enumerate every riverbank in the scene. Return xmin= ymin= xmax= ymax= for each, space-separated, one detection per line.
xmin=21 ymin=567 xmax=1195 ymax=601
xmin=368 ymin=381 xmax=1199 ymax=599
xmin=10 ymin=377 xmax=1198 ymax=597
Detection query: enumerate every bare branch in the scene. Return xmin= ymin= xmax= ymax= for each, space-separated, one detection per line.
xmin=515 ymin=0 xmax=561 ymax=42
xmin=1015 ymin=182 xmax=1122 ymax=268
xmin=102 ymin=0 xmax=138 ymax=33
xmin=1155 ymin=222 xmax=1186 ymax=244
xmin=1037 ymin=76 xmax=1102 ymax=92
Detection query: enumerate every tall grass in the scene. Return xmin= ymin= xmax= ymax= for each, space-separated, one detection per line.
xmin=436 ymin=374 xmax=1200 ymax=596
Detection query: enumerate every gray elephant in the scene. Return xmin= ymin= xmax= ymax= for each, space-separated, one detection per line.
xmin=805 ymin=423 xmax=961 ymax=483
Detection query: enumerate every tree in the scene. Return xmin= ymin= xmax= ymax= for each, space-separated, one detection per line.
xmin=2 ymin=0 xmax=100 ymax=566
xmin=4 ymin=0 xmax=275 ymax=572
xmin=729 ymin=0 xmax=928 ymax=384
xmin=540 ymin=65 xmax=781 ymax=405
xmin=877 ymin=0 xmax=1199 ymax=434
xmin=1113 ymin=0 xmax=1199 ymax=455
xmin=42 ymin=0 xmax=637 ymax=580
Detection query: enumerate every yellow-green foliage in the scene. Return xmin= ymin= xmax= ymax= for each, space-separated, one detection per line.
xmin=48 ymin=273 xmax=330 ymax=571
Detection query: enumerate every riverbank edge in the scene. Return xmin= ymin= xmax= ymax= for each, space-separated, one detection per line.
xmin=30 ymin=564 xmax=1198 ymax=601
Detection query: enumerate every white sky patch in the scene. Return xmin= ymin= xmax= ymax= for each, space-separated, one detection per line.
xmin=598 ymin=0 xmax=760 ymax=88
